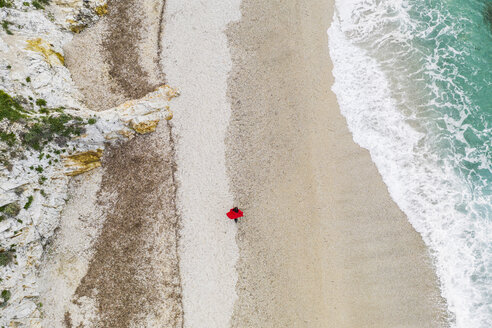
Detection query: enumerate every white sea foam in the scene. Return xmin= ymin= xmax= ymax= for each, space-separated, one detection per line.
xmin=328 ymin=1 xmax=492 ymax=327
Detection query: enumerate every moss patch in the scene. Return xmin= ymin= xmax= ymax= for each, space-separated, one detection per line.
xmin=0 ymin=289 xmax=11 ymax=308
xmin=0 ymin=251 xmax=13 ymax=267
xmin=0 ymin=202 xmax=20 ymax=217
xmin=0 ymin=0 xmax=13 ymax=9
xmin=0 ymin=90 xmax=27 ymax=122
xmin=35 ymin=98 xmax=47 ymax=107
xmin=0 ymin=131 xmax=15 ymax=146
xmin=32 ymin=0 xmax=50 ymax=10
xmin=24 ymin=195 xmax=33 ymax=210
xmin=2 ymin=20 xmax=13 ymax=35
xmin=22 ymin=113 xmax=86 ymax=150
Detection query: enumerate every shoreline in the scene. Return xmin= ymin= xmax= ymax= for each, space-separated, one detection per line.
xmin=226 ymin=0 xmax=448 ymax=327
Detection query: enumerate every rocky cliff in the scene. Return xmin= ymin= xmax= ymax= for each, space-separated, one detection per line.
xmin=0 ymin=1 xmax=181 ymax=326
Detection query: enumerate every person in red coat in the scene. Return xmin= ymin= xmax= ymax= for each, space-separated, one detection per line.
xmin=227 ymin=207 xmax=243 ymax=223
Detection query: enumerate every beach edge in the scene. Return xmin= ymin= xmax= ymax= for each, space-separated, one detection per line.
xmin=225 ymin=0 xmax=448 ymax=327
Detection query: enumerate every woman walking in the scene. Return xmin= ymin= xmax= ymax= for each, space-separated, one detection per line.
xmin=226 ymin=207 xmax=243 ymax=223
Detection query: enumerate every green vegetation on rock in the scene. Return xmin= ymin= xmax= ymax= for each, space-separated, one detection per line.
xmin=0 ymin=289 xmax=11 ymax=308
xmin=0 ymin=90 xmax=94 ymax=169
xmin=0 ymin=156 xmax=12 ymax=170
xmin=35 ymin=98 xmax=47 ymax=107
xmin=0 ymin=251 xmax=13 ymax=267
xmin=22 ymin=113 xmax=86 ymax=150
xmin=0 ymin=202 xmax=20 ymax=217
xmin=0 ymin=90 xmax=27 ymax=122
xmin=1 ymin=20 xmax=13 ymax=35
xmin=24 ymin=195 xmax=33 ymax=210
xmin=32 ymin=0 xmax=50 ymax=10
xmin=0 ymin=131 xmax=15 ymax=146
xmin=0 ymin=0 xmax=13 ymax=9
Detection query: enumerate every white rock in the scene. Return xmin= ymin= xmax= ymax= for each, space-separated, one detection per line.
xmin=0 ymin=220 xmax=11 ymax=233
xmin=0 ymin=3 xmax=178 ymax=326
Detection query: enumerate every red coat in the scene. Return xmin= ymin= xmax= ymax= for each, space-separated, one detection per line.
xmin=227 ymin=208 xmax=243 ymax=220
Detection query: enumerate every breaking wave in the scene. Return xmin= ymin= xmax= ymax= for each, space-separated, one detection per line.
xmin=328 ymin=0 xmax=492 ymax=327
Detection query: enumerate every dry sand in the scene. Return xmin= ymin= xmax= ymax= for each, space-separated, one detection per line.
xmin=226 ymin=0 xmax=448 ymax=327
xmin=69 ymin=131 xmax=183 ymax=328
xmin=64 ymin=0 xmax=165 ymax=111
xmin=38 ymin=169 xmax=106 ymax=326
xmin=160 ymin=1 xmax=241 ymax=327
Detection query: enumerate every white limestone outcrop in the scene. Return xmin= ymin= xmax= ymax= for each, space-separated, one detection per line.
xmin=0 ymin=2 xmax=178 ymax=326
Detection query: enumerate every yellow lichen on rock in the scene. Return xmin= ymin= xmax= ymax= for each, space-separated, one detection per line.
xmin=131 ymin=120 xmax=160 ymax=134
xmin=95 ymin=4 xmax=108 ymax=16
xmin=25 ymin=38 xmax=65 ymax=66
xmin=164 ymin=106 xmax=173 ymax=120
xmin=94 ymin=84 xmax=178 ymax=137
xmin=64 ymin=19 xmax=85 ymax=33
xmin=104 ymin=129 xmax=135 ymax=140
xmin=157 ymin=85 xmax=180 ymax=100
xmin=120 ymin=99 xmax=137 ymax=109
xmin=117 ymin=129 xmax=134 ymax=138
xmin=70 ymin=24 xmax=88 ymax=34
xmin=63 ymin=149 xmax=103 ymax=176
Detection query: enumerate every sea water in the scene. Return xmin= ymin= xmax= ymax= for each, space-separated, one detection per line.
xmin=328 ymin=0 xmax=491 ymax=327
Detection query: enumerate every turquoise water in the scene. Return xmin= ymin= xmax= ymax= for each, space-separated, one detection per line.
xmin=328 ymin=0 xmax=491 ymax=326
xmin=409 ymin=0 xmax=491 ymax=195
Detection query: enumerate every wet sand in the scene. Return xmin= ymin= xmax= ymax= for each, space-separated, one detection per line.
xmin=226 ymin=0 xmax=448 ymax=327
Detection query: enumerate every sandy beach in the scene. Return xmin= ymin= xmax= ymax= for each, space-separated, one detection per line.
xmin=226 ymin=0 xmax=448 ymax=327
xmin=31 ymin=0 xmax=448 ymax=327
